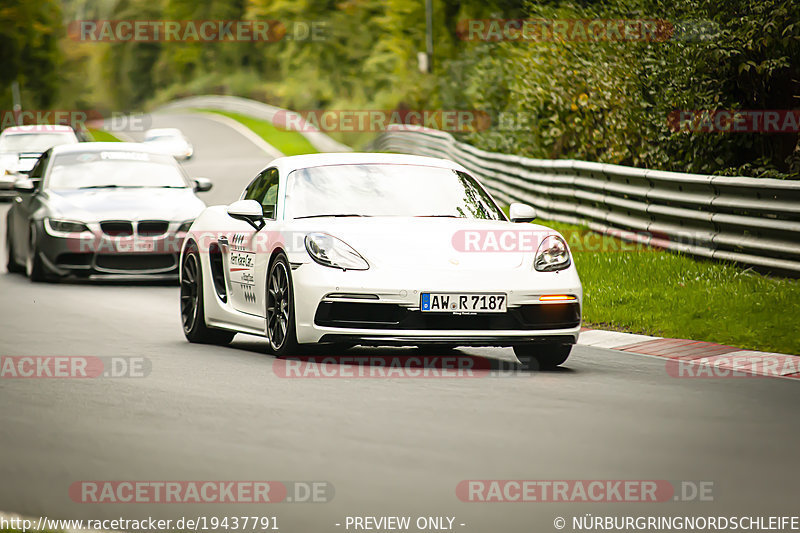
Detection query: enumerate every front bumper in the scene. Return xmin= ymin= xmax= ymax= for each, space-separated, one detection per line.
xmin=36 ymin=227 xmax=187 ymax=278
xmin=291 ymin=261 xmax=583 ymax=346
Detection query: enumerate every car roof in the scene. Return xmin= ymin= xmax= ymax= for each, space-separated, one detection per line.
xmin=2 ymin=125 xmax=76 ymax=134
xmin=267 ymin=152 xmax=467 ymax=175
xmin=145 ymin=128 xmax=182 ymax=136
xmin=50 ymin=142 xmax=174 ymax=156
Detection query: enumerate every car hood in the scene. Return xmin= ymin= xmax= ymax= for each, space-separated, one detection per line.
xmin=289 ymin=217 xmax=559 ymax=270
xmin=44 ymin=188 xmax=206 ymax=223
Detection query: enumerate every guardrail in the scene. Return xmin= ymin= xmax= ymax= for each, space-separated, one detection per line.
xmin=158 ymin=95 xmax=352 ymax=153
xmin=371 ymin=126 xmax=800 ymax=274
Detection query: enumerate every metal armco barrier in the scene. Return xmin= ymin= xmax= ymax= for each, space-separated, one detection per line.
xmin=372 ymin=125 xmax=800 ymax=274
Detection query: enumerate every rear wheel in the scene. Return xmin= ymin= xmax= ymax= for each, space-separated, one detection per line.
xmin=5 ymin=224 xmax=23 ymax=274
xmin=266 ymin=253 xmax=299 ymax=357
xmin=181 ymin=245 xmax=236 ymax=345
xmin=513 ymin=344 xmax=572 ymax=369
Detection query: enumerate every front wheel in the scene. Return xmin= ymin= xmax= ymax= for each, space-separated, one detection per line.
xmin=6 ymin=224 xmax=23 ymax=274
xmin=26 ymin=225 xmax=51 ymax=282
xmin=513 ymin=344 xmax=572 ymax=369
xmin=181 ymin=245 xmax=236 ymax=345
xmin=265 ymin=253 xmax=299 ymax=357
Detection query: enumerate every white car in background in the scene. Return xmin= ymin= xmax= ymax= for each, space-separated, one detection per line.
xmin=0 ymin=125 xmax=79 ymax=196
xmin=179 ymin=153 xmax=582 ymax=368
xmin=143 ymin=128 xmax=193 ymax=160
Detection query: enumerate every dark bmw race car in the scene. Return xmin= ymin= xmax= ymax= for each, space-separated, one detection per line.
xmin=5 ymin=142 xmax=212 ymax=281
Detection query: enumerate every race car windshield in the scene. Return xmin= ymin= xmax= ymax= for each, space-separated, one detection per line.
xmin=285 ymin=164 xmax=506 ymax=220
xmin=48 ymin=151 xmax=189 ymax=189
xmin=0 ymin=133 xmax=76 ymax=154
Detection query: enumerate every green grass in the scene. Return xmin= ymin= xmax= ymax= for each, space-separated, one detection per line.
xmin=539 ymin=219 xmax=800 ymax=355
xmin=87 ymin=128 xmax=122 ymax=142
xmin=199 ymin=109 xmax=318 ymax=156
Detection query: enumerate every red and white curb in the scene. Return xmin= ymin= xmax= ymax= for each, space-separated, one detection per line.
xmin=578 ymin=329 xmax=800 ymax=380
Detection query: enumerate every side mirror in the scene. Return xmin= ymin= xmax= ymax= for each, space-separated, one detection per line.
xmin=13 ymin=179 xmax=36 ymax=194
xmin=227 ymin=199 xmax=265 ymax=230
xmin=509 ymin=202 xmax=537 ymax=223
xmin=193 ymin=177 xmax=213 ymax=192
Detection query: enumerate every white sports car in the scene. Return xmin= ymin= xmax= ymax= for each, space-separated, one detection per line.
xmin=180 ymin=153 xmax=582 ymax=367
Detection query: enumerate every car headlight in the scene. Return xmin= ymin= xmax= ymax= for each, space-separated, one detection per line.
xmin=177 ymin=220 xmax=194 ymax=233
xmin=44 ymin=218 xmax=91 ymax=237
xmin=305 ymin=233 xmax=369 ymax=271
xmin=534 ymin=235 xmax=571 ymax=272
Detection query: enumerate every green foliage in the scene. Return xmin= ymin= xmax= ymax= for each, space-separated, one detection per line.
xmin=0 ymin=0 xmax=64 ymax=109
xmin=200 ymin=109 xmax=318 ymax=155
xmin=541 ymin=218 xmax=800 ymax=354
xmin=3 ymin=0 xmax=797 ymax=178
xmin=444 ymin=0 xmax=800 ymax=177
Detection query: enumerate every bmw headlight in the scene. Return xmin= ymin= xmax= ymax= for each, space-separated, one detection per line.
xmin=177 ymin=220 xmax=194 ymax=233
xmin=44 ymin=218 xmax=91 ymax=237
xmin=305 ymin=233 xmax=369 ymax=271
xmin=534 ymin=235 xmax=571 ymax=272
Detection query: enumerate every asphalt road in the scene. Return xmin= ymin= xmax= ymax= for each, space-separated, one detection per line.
xmin=1 ymin=113 xmax=798 ymax=533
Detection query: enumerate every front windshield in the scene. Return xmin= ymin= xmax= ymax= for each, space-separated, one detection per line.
xmin=285 ymin=164 xmax=505 ymax=220
xmin=48 ymin=151 xmax=188 ymax=189
xmin=0 ymin=132 xmax=76 ymax=153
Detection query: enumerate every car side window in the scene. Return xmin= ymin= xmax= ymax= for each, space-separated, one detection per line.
xmin=28 ymin=150 xmax=50 ymax=187
xmin=244 ymin=168 xmax=279 ymax=219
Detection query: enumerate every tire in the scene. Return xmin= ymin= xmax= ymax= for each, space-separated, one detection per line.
xmin=265 ymin=252 xmax=300 ymax=357
xmin=513 ymin=343 xmax=572 ymax=369
xmin=26 ymin=225 xmax=51 ymax=282
xmin=181 ymin=245 xmax=236 ymax=345
xmin=6 ymin=224 xmax=23 ymax=274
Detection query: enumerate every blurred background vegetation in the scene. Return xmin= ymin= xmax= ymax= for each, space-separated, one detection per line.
xmin=1 ymin=0 xmax=798 ymax=177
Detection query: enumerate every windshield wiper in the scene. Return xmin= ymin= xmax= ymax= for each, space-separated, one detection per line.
xmin=294 ymin=214 xmax=369 ymax=219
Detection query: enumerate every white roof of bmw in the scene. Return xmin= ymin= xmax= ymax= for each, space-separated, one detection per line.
xmin=50 ymin=142 xmax=170 ymax=156
xmin=3 ymin=124 xmax=75 ymax=134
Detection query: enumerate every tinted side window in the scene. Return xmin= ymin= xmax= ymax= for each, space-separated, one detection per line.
xmin=244 ymin=168 xmax=279 ymax=218
xmin=28 ymin=150 xmax=50 ymax=187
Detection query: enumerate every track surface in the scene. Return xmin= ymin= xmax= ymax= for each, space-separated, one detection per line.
xmin=1 ymin=113 xmax=798 ymax=532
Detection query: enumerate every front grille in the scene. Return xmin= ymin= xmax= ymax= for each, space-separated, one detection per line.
xmin=314 ymin=302 xmax=580 ymax=330
xmin=100 ymin=221 xmax=133 ymax=236
xmin=95 ymin=254 xmax=176 ymax=272
xmin=137 ymin=220 xmax=169 ymax=236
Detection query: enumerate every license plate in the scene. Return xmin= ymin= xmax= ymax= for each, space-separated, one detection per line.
xmin=114 ymin=239 xmax=155 ymax=253
xmin=421 ymin=293 xmax=507 ymax=313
